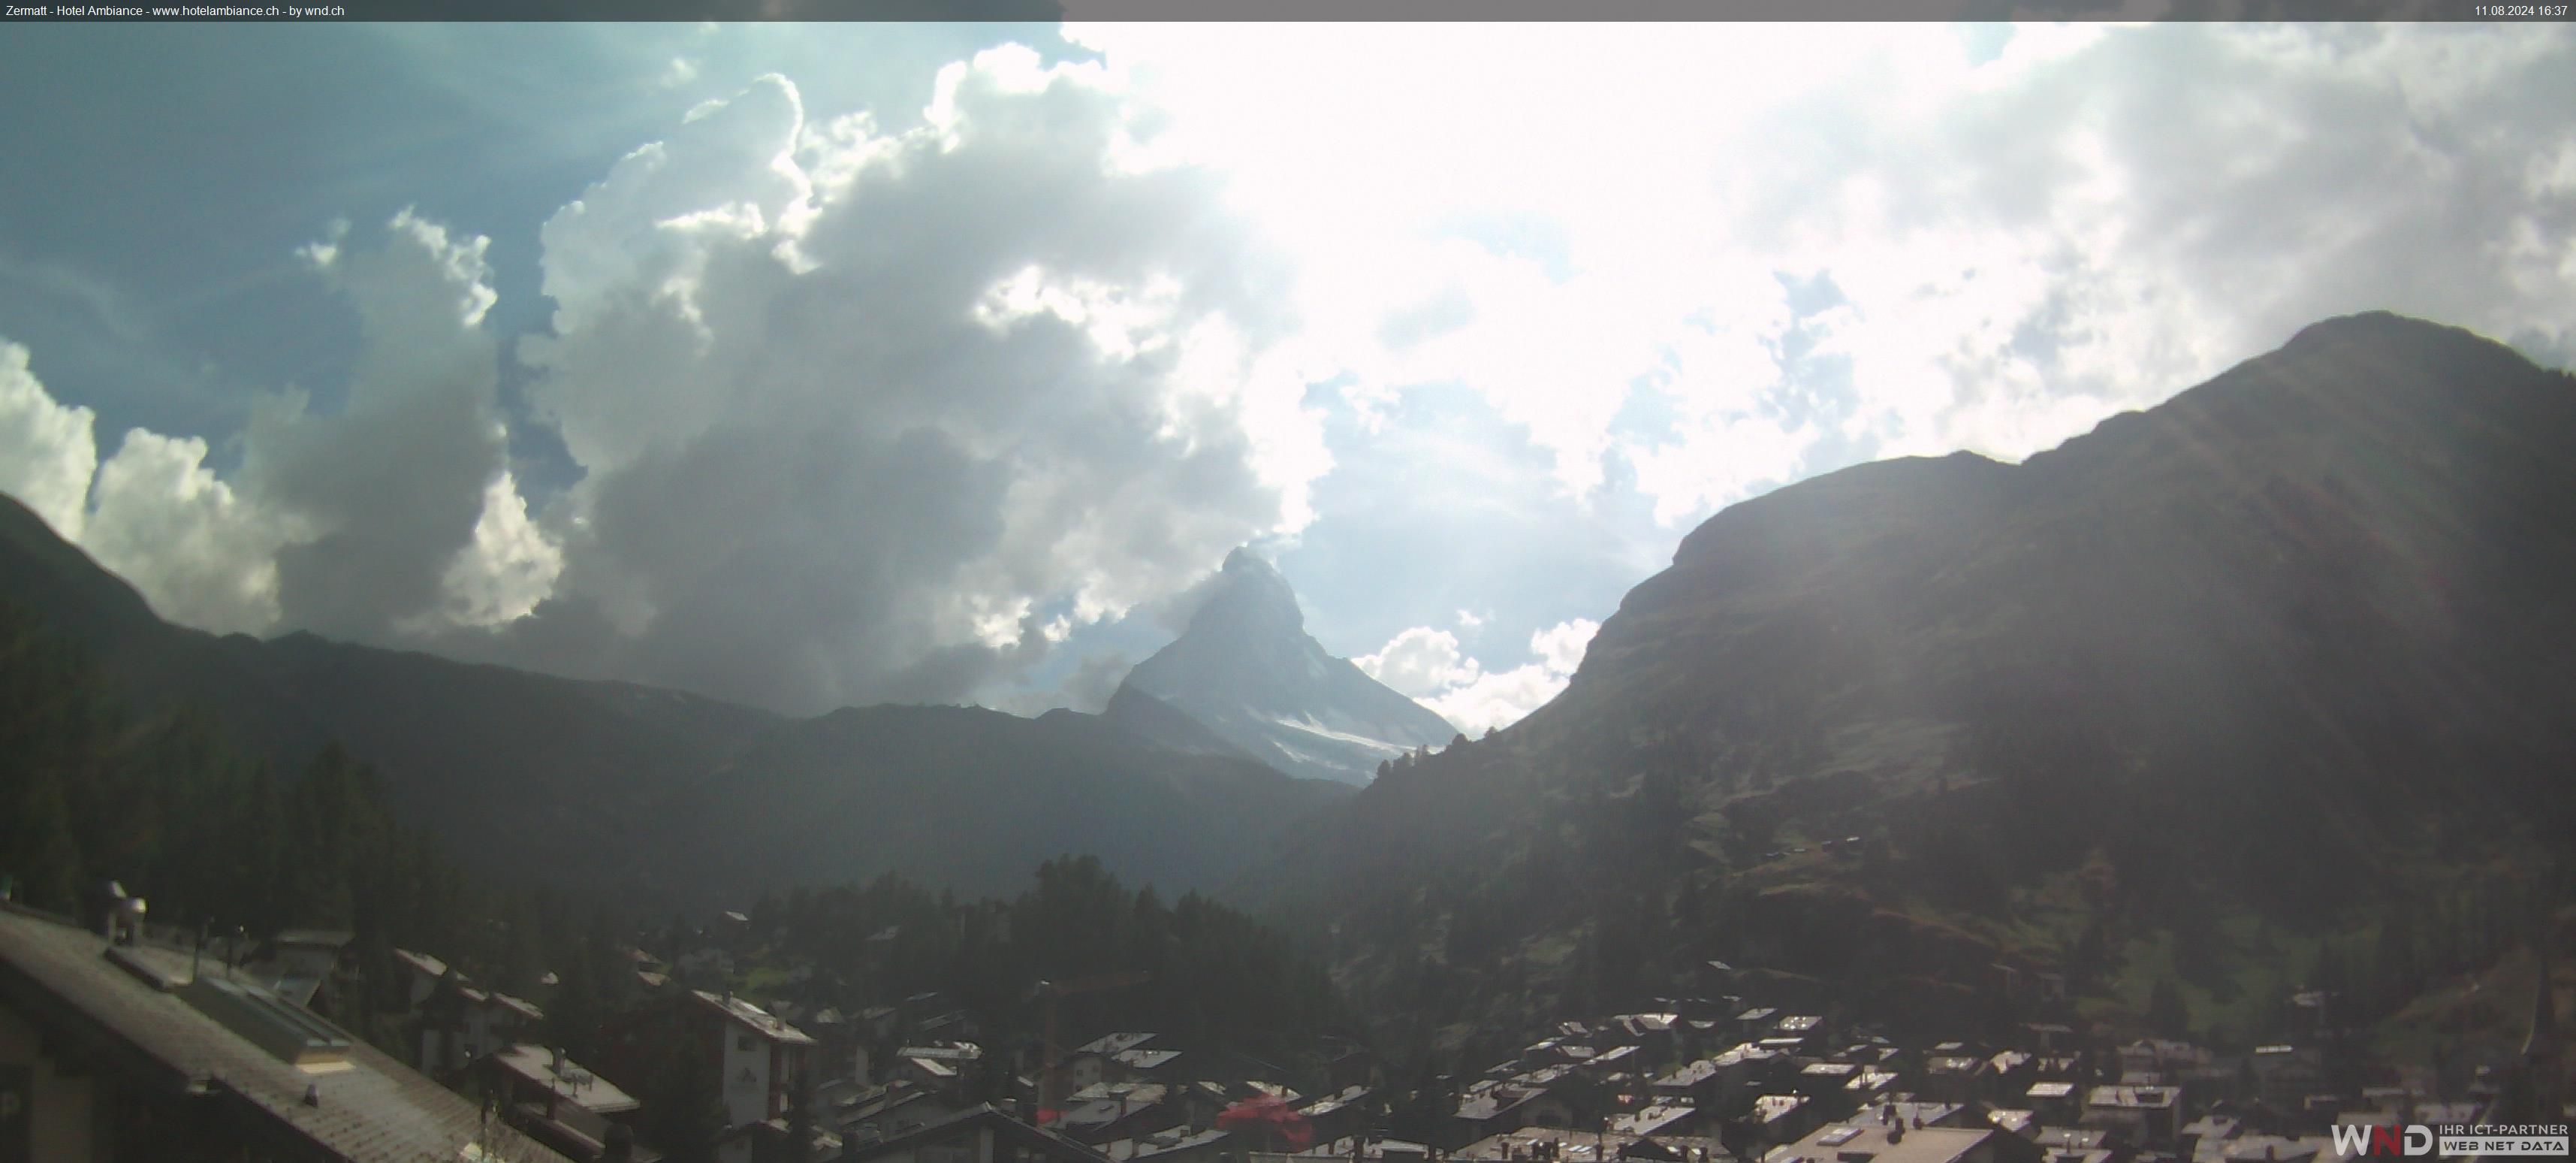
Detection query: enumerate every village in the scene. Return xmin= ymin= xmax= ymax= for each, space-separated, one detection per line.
xmin=3 ymin=887 xmax=2561 ymax=1163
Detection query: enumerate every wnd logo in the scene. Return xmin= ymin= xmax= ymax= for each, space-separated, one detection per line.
xmin=2329 ymin=1125 xmax=2436 ymax=1156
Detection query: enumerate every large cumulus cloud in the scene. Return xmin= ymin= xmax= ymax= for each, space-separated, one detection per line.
xmin=0 ymin=212 xmax=548 ymax=639
xmin=0 ymin=50 xmax=1316 ymax=717
xmin=0 ymin=341 xmax=97 ymax=542
xmin=454 ymin=55 xmax=1314 ymax=712
xmin=1356 ymin=617 xmax=1599 ymax=736
xmin=8 ymin=24 xmax=2574 ymax=734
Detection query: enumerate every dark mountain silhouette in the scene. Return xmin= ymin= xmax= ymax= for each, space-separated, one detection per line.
xmin=1109 ymin=548 xmax=1461 ymax=784
xmin=0 ymin=496 xmax=1349 ymax=907
xmin=1267 ymin=313 xmax=2576 ymax=1058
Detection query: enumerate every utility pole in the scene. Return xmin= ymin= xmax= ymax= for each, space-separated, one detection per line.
xmin=1030 ymin=971 xmax=1151 ymax=1122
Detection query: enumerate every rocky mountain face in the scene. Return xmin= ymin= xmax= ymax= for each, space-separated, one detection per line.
xmin=1265 ymin=313 xmax=2576 ymax=1061
xmin=1109 ymin=548 xmax=1462 ymax=785
xmin=0 ymin=497 xmax=1350 ymax=908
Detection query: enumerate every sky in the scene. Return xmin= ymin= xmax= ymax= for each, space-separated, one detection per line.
xmin=2 ymin=23 xmax=2572 ymax=734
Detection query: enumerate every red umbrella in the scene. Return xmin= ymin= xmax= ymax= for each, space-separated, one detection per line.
xmin=1218 ymin=1094 xmax=1315 ymax=1151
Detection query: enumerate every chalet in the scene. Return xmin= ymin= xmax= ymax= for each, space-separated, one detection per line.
xmin=1654 ymin=1058 xmax=1724 ymax=1106
xmin=1845 ymin=1068 xmax=1899 ymax=1105
xmin=1866 ymin=1101 xmax=1970 ymax=1130
xmin=1065 ymin=1034 xmax=1159 ymax=1093
xmin=1059 ymin=1082 xmax=1181 ymax=1145
xmin=1750 ymin=1093 xmax=1822 ymax=1151
xmin=2032 ymin=1128 xmax=2113 ymax=1162
xmin=843 ymin=1078 xmax=973 ymax=1143
xmin=601 ymin=989 xmax=817 ymax=1139
xmin=1267 ymin=1134 xmax=1430 ymax=1163
xmin=1610 ymin=1104 xmax=1700 ymax=1139
xmin=901 ymin=1041 xmax=987 ymax=1097
xmin=1102 ymin=1125 xmax=1233 ymax=1163
xmin=483 ymin=1041 xmax=645 ymax=1160
xmin=2179 ymin=1113 xmax=2241 ymax=1163
xmin=2081 ymin=1086 xmax=2180 ymax=1149
xmin=2025 ymin=1082 xmax=2078 ymax=1125
xmin=391 ymin=947 xmax=450 ymax=1012
xmin=1765 ymin=1122 xmax=2044 ymax=1163
xmin=1584 ymin=1045 xmax=1644 ymax=1078
xmin=241 ymin=928 xmax=354 ymax=1011
xmin=1115 ymin=1047 xmax=1185 ymax=1079
xmin=416 ymin=972 xmax=546 ymax=1077
xmin=843 ymin=1103 xmax=1118 ymax=1163
xmin=1452 ymin=1083 xmax=1548 ymax=1150
xmin=1299 ymin=1084 xmax=1376 ymax=1144
xmin=1612 ymin=1013 xmax=1683 ymax=1059
xmin=0 ymin=901 xmax=572 ymax=1162
xmin=1984 ymin=1110 xmax=2038 ymax=1140
xmin=1922 ymin=1056 xmax=1989 ymax=1104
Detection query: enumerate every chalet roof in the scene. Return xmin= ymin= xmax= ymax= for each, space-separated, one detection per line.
xmin=1848 ymin=1069 xmax=1899 ymax=1094
xmin=490 ymin=1043 xmax=641 ymax=1115
xmin=2087 ymin=1086 xmax=2179 ymax=1110
xmin=0 ymin=905 xmax=569 ymax=1163
xmin=1457 ymin=1086 xmax=1543 ymax=1122
xmin=1105 ymin=1127 xmax=1235 ymax=1160
xmin=1299 ymin=1086 xmax=1371 ymax=1118
xmin=273 ymin=929 xmax=356 ymax=949
xmin=1080 ymin=1032 xmax=1160 ymax=1056
xmin=1767 ymin=1123 xmax=2001 ymax=1163
xmin=900 ymin=1042 xmax=984 ymax=1062
xmin=1115 ymin=1048 xmax=1184 ymax=1071
xmin=487 ymin=992 xmax=544 ymax=1023
xmin=1754 ymin=1095 xmax=1808 ymax=1123
xmin=392 ymin=947 xmax=449 ymax=979
xmin=692 ymin=989 xmax=816 ymax=1045
xmin=1610 ymin=1104 xmax=1697 ymax=1137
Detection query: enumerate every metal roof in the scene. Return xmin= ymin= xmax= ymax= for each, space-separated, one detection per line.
xmin=0 ymin=905 xmax=569 ymax=1163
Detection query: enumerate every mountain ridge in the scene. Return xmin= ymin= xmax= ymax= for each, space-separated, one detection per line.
xmin=0 ymin=494 xmax=1355 ymax=907
xmin=1265 ymin=310 xmax=2576 ymax=1060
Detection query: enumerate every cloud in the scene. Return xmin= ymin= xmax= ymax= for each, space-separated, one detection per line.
xmin=1353 ymin=627 xmax=1480 ymax=699
xmin=83 ymin=430 xmax=287 ymax=636
xmin=11 ymin=24 xmax=2575 ymax=728
xmin=449 ymin=59 xmax=1315 ymax=714
xmin=0 ymin=340 xmax=98 ymax=542
xmin=0 ymin=340 xmax=286 ymax=636
xmin=0 ymin=208 xmax=575 ymax=647
xmin=230 ymin=210 xmax=529 ymax=646
xmin=1530 ymin=618 xmax=1596 ymax=676
xmin=1368 ymin=616 xmax=1600 ymax=736
xmin=1070 ymin=23 xmax=2576 ymax=529
xmin=412 ymin=470 xmax=563 ymax=633
xmin=2 ymin=53 xmax=1320 ymax=719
